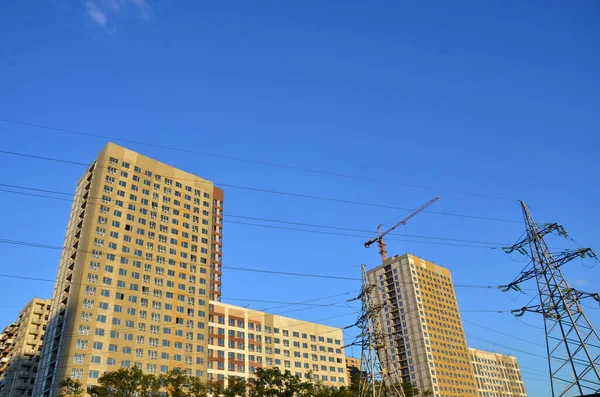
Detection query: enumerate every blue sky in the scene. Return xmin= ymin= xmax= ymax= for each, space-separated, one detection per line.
xmin=1 ymin=1 xmax=599 ymax=395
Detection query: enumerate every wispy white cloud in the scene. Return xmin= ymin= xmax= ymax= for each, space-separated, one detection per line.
xmin=573 ymin=279 xmax=589 ymax=286
xmin=84 ymin=0 xmax=151 ymax=28
xmin=85 ymin=1 xmax=107 ymax=26
xmin=103 ymin=0 xmax=123 ymax=12
xmin=130 ymin=0 xmax=151 ymax=19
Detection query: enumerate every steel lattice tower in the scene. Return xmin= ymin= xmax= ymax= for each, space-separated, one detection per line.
xmin=349 ymin=265 xmax=404 ymax=397
xmin=502 ymin=201 xmax=600 ymax=397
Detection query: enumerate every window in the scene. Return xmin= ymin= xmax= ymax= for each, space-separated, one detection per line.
xmin=75 ymin=339 xmax=88 ymax=350
xmin=71 ymin=368 xmax=84 ymax=379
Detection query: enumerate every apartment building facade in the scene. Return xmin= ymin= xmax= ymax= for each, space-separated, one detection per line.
xmin=469 ymin=348 xmax=527 ymax=397
xmin=207 ymin=302 xmax=348 ymax=388
xmin=34 ymin=143 xmax=224 ymax=396
xmin=367 ymin=253 xmax=478 ymax=397
xmin=0 ymin=299 xmax=51 ymax=397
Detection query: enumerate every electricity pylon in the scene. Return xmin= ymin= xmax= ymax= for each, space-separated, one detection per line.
xmin=501 ymin=201 xmax=600 ymax=397
xmin=347 ymin=265 xmax=404 ymax=397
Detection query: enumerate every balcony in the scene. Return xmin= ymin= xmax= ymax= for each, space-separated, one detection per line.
xmin=18 ymin=371 xmax=30 ymax=378
xmin=29 ymin=327 xmax=41 ymax=335
xmin=33 ymin=308 xmax=44 ymax=315
xmin=26 ymin=339 xmax=37 ymax=346
xmin=24 ymin=350 xmax=36 ymax=356
xmin=15 ymin=382 xmax=28 ymax=391
xmin=31 ymin=317 xmax=42 ymax=325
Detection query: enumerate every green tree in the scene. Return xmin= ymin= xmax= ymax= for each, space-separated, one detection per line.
xmin=188 ymin=376 xmax=209 ymax=397
xmin=281 ymin=370 xmax=305 ymax=397
xmin=248 ymin=367 xmax=283 ymax=397
xmin=160 ymin=368 xmax=190 ymax=397
xmin=58 ymin=378 xmax=84 ymax=397
xmin=400 ymin=382 xmax=432 ymax=397
xmin=140 ymin=372 xmax=161 ymax=397
xmin=210 ymin=379 xmax=226 ymax=397
xmin=346 ymin=367 xmax=362 ymax=397
xmin=222 ymin=376 xmax=248 ymax=397
xmin=87 ymin=367 xmax=161 ymax=397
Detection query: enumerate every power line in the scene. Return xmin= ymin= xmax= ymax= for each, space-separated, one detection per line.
xmin=462 ymin=319 xmax=545 ymax=348
xmin=0 ymin=149 xmax=521 ymax=223
xmin=0 ymin=188 xmax=72 ymax=202
xmin=0 ymin=185 xmax=509 ymax=249
xmin=216 ymin=266 xmax=359 ymax=281
xmin=224 ymin=221 xmax=501 ymax=249
xmin=0 ymin=271 xmax=362 ymax=319
xmin=222 ymin=296 xmax=355 ymax=309
xmin=0 ymin=263 xmax=510 ymax=314
xmin=57 ymin=298 xmax=359 ymax=341
xmin=25 ymin=288 xmax=361 ymax=345
xmin=466 ymin=332 xmax=547 ymax=359
xmin=520 ymin=371 xmax=550 ymax=382
xmin=0 ymin=182 xmax=509 ymax=244
xmin=520 ymin=365 xmax=551 ymax=376
xmin=0 ymin=237 xmax=507 ymax=290
xmin=0 ymin=183 xmax=72 ymax=196
xmin=256 ymin=291 xmax=356 ymax=312
xmin=521 ymin=376 xmax=550 ymax=384
xmin=53 ymin=311 xmax=359 ymax=364
xmin=0 ymin=118 xmax=515 ymax=201
xmin=0 ymin=238 xmax=361 ymax=281
xmin=0 ymin=240 xmax=543 ymax=374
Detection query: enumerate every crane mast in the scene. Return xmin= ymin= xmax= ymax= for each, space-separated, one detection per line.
xmin=365 ymin=196 xmax=439 ymax=262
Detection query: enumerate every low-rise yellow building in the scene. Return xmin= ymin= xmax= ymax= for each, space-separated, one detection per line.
xmin=469 ymin=348 xmax=527 ymax=397
xmin=207 ymin=302 xmax=348 ymax=388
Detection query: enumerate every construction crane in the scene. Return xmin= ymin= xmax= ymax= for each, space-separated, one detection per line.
xmin=364 ymin=196 xmax=439 ymax=262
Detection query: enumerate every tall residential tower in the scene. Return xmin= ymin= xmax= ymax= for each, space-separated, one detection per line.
xmin=34 ymin=143 xmax=224 ymax=396
xmin=367 ymin=253 xmax=478 ymax=397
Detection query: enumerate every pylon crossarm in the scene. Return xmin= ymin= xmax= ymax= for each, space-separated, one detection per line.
xmin=503 ymin=223 xmax=567 ymax=255
xmin=522 ymin=250 xmax=592 ymax=295
xmin=542 ymin=249 xmax=596 ymax=276
xmin=510 ymin=305 xmax=542 ymax=316
xmin=566 ymin=289 xmax=600 ymax=302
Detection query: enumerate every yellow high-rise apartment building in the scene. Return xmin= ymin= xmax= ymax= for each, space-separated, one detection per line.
xmin=367 ymin=253 xmax=478 ymax=397
xmin=34 ymin=143 xmax=224 ymax=396
xmin=0 ymin=298 xmax=51 ymax=397
xmin=206 ymin=302 xmax=348 ymax=387
xmin=469 ymin=348 xmax=527 ymax=397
